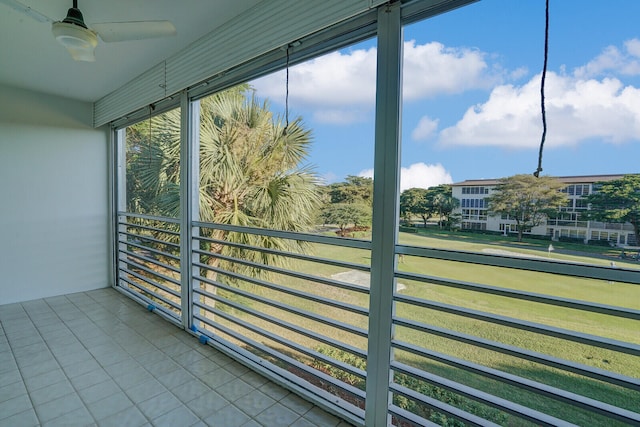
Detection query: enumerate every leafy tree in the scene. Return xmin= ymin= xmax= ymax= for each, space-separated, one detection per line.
xmin=487 ymin=174 xmax=568 ymax=242
xmin=425 ymin=184 xmax=459 ymax=229
xmin=320 ymin=203 xmax=371 ymax=236
xmin=400 ymin=187 xmax=430 ymax=227
xmin=326 ymin=175 xmax=373 ymax=206
xmin=399 ymin=185 xmax=458 ymax=228
xmin=585 ymin=174 xmax=640 ymax=245
xmin=126 ymin=112 xmax=181 ymax=216
xmin=127 ymin=85 xmax=321 ymax=290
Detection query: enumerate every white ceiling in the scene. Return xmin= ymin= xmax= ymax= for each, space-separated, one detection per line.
xmin=0 ymin=0 xmax=261 ymax=102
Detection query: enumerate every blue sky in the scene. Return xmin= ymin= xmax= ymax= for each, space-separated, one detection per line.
xmin=253 ymin=0 xmax=640 ymax=190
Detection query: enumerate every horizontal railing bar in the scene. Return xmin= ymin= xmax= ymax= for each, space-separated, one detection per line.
xmin=195 ymin=221 xmax=372 ymax=250
xmin=119 ymin=230 xmax=180 ymax=249
xmin=117 ymin=211 xmax=180 ymax=224
xmin=192 ymin=293 xmax=366 ymax=380
xmin=394 ymin=294 xmax=640 ymax=356
xmin=120 ymin=249 xmax=180 ymax=274
xmin=390 ymin=362 xmax=576 ymax=427
xmin=119 ymin=266 xmax=181 ymax=299
xmin=118 ymin=221 xmax=180 ymax=236
xmin=194 ymin=234 xmax=371 ymax=273
xmin=119 ymin=258 xmax=182 ymax=289
xmin=118 ymin=239 xmax=180 ymax=262
xmin=387 ymin=405 xmax=441 ymax=427
xmin=394 ymin=271 xmax=640 ymax=320
xmin=392 ymin=317 xmax=640 ymax=390
xmin=114 ymin=285 xmax=181 ymax=324
xmin=389 ymin=383 xmax=501 ymax=427
xmin=195 ymin=260 xmax=370 ymax=317
xmin=194 ymin=276 xmax=368 ymax=342
xmin=118 ymin=275 xmax=181 ymax=311
xmin=392 ymin=340 xmax=640 ymax=423
xmin=396 ymin=244 xmax=640 ymax=285
xmin=192 ymin=310 xmax=367 ymax=401
xmin=194 ymin=249 xmax=370 ymax=297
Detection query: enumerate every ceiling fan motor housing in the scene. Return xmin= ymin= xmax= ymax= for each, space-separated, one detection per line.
xmin=62 ymin=7 xmax=88 ymax=29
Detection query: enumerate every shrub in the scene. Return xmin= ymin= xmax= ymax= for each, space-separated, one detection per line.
xmin=312 ymin=347 xmax=508 ymax=426
xmin=558 ymin=236 xmax=585 ymax=244
xmin=587 ymin=239 xmax=614 ymax=247
xmin=400 ymin=226 xmax=419 ymax=233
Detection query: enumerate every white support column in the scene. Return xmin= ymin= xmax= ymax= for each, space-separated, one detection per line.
xmin=115 ymin=128 xmax=129 ymax=289
xmin=107 ymin=127 xmax=117 ymax=288
xmin=366 ymin=3 xmax=403 ymax=427
xmin=180 ymin=92 xmax=201 ymax=330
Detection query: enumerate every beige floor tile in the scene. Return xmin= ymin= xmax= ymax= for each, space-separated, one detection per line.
xmin=203 ymin=404 xmax=250 ymax=427
xmin=34 ymin=393 xmax=84 ymax=423
xmin=0 ymin=289 xmax=349 ymax=427
xmin=0 ymin=408 xmax=39 ymax=427
xmin=137 ymin=390 xmax=182 ymax=419
xmin=235 ymin=389 xmax=276 ymax=417
xmin=87 ymin=392 xmax=133 ymax=421
xmin=254 ymin=402 xmax=300 ymax=427
xmin=151 ymin=405 xmax=198 ymax=427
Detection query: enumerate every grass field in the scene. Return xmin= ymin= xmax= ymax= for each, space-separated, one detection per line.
xmin=215 ymin=229 xmax=639 ymax=426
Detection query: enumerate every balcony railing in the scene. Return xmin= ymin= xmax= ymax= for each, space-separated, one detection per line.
xmin=117 ymin=213 xmax=182 ymax=321
xmin=115 ymin=212 xmax=640 ymax=426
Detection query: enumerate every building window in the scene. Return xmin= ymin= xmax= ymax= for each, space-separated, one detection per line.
xmin=462 ymin=221 xmax=486 ymax=230
xmin=575 ymin=199 xmax=589 ymax=210
xmin=461 ymin=186 xmax=489 ymax=195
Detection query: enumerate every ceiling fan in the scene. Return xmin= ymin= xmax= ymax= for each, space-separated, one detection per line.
xmin=1 ymin=0 xmax=177 ymax=62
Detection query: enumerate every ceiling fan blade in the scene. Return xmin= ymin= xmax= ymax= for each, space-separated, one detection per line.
xmin=92 ymin=21 xmax=176 ymax=43
xmin=0 ymin=0 xmax=53 ymax=23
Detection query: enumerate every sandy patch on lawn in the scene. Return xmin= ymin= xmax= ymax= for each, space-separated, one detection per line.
xmin=331 ymin=270 xmax=406 ymax=291
xmin=482 ymin=248 xmax=549 ymax=260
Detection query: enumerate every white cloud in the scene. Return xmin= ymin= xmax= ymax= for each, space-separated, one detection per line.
xmin=626 ymin=39 xmax=640 ymax=58
xmin=510 ymin=66 xmax=529 ymax=80
xmin=400 ymin=163 xmax=453 ymax=191
xmin=358 ymin=162 xmax=453 ymax=192
xmin=402 ymin=40 xmax=497 ymax=100
xmin=252 ymin=47 xmax=377 ymax=124
xmin=439 ymin=72 xmax=640 ymax=148
xmin=411 ymin=116 xmax=439 ymax=141
xmin=252 ymin=40 xmax=502 ymax=124
xmin=319 ymin=172 xmax=339 ymax=185
xmin=358 ymin=168 xmax=374 ymax=178
xmin=313 ymin=109 xmax=370 ymax=125
xmin=574 ymin=38 xmax=640 ymax=78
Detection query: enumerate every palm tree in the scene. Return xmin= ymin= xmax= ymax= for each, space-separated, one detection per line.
xmin=126 ymin=85 xmax=321 ymax=315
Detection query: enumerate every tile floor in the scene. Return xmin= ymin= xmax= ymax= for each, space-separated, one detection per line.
xmin=0 ymin=288 xmax=353 ymax=427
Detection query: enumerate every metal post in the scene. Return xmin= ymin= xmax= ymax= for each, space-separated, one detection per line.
xmin=180 ymin=92 xmax=201 ymax=330
xmin=115 ymin=128 xmax=128 ymax=289
xmin=366 ymin=3 xmax=403 ymax=426
xmin=107 ymin=126 xmax=116 ymax=288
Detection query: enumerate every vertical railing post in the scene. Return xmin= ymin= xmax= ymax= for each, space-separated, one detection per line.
xmin=366 ymin=2 xmax=403 ymax=426
xmin=114 ymin=128 xmax=129 ymax=289
xmin=180 ymin=92 xmax=200 ymax=330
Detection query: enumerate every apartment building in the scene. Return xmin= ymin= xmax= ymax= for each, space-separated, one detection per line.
xmin=451 ymin=174 xmax=637 ymax=246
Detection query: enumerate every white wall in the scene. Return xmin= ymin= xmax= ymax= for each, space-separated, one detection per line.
xmin=0 ymin=84 xmax=110 ymax=304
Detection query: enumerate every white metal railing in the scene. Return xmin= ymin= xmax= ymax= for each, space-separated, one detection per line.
xmin=116 ymin=212 xmax=182 ymax=321
xmin=391 ymin=244 xmax=640 ymax=426
xmin=190 ymin=221 xmax=372 ymax=424
xmin=113 ymin=215 xmax=640 ymax=426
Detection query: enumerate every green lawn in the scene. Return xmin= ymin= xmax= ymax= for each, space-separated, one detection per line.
xmin=209 ymin=230 xmax=639 ymax=426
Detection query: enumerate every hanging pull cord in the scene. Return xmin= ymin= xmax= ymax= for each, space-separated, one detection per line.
xmin=147 ymin=104 xmax=154 ymax=164
xmin=534 ymin=0 xmax=550 ymax=178
xmin=283 ymin=45 xmax=290 ymax=136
